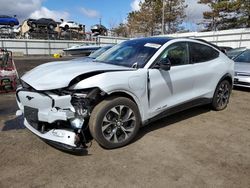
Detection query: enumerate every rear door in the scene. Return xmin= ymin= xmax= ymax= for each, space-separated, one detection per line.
xmin=188 ymin=42 xmax=221 ymax=98
xmin=148 ymin=42 xmax=196 ymax=117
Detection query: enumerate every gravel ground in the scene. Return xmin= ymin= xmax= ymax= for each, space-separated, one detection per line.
xmin=0 ymin=57 xmax=249 ymax=188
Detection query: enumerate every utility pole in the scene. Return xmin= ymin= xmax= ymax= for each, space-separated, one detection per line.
xmin=162 ymin=0 xmax=165 ymax=35
xmin=99 ymin=17 xmax=102 ymax=26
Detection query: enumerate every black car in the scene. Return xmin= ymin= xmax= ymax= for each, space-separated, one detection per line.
xmin=91 ymin=24 xmax=107 ymax=36
xmin=27 ymin=18 xmax=57 ymax=30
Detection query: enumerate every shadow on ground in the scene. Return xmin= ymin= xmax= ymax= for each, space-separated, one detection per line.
xmin=2 ymin=116 xmax=25 ymax=131
xmin=233 ymin=86 xmax=250 ymax=92
xmin=134 ymin=105 xmax=211 ymax=143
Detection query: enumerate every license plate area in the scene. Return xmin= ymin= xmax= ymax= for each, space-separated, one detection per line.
xmin=24 ymin=106 xmax=39 ymax=129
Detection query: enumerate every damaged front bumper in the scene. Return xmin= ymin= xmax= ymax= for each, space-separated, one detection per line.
xmin=16 ymin=87 xmax=89 ymax=152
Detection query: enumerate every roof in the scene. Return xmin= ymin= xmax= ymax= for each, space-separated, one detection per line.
xmin=128 ymin=36 xmax=173 ymax=45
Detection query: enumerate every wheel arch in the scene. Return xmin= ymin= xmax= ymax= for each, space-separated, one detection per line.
xmin=219 ymin=73 xmax=233 ymax=87
xmin=104 ymin=90 xmax=144 ymax=122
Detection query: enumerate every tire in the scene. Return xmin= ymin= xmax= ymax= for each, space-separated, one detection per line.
xmin=64 ymin=25 xmax=69 ymax=30
xmin=48 ymin=24 xmax=55 ymax=30
xmin=31 ymin=23 xmax=36 ymax=28
xmin=9 ymin=22 xmax=14 ymax=27
xmin=89 ymin=97 xmax=141 ymax=149
xmin=212 ymin=80 xmax=231 ymax=111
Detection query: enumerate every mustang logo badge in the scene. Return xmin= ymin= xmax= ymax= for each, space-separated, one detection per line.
xmin=26 ymin=96 xmax=34 ymax=101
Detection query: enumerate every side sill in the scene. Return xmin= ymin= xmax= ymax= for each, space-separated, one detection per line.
xmin=143 ymin=98 xmax=212 ymax=126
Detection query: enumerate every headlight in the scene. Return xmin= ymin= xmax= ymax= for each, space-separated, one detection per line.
xmin=20 ymin=80 xmax=32 ymax=89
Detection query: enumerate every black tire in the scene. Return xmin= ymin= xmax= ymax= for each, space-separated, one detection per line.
xmin=212 ymin=80 xmax=231 ymax=111
xmin=9 ymin=22 xmax=14 ymax=27
xmin=48 ymin=24 xmax=55 ymax=30
xmin=89 ymin=97 xmax=141 ymax=149
xmin=31 ymin=23 xmax=36 ymax=28
xmin=64 ymin=25 xmax=69 ymax=30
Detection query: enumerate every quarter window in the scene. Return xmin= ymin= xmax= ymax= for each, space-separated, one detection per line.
xmin=189 ymin=42 xmax=219 ymax=63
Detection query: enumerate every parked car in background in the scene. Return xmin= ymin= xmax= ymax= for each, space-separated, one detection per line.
xmin=0 ymin=15 xmax=19 ymax=27
xmin=219 ymin=46 xmax=233 ymax=53
xmin=27 ymin=18 xmax=57 ymax=30
xmin=63 ymin=44 xmax=101 ymax=56
xmin=91 ymin=24 xmax=107 ymax=36
xmin=72 ymin=45 xmax=114 ymax=61
xmin=0 ymin=26 xmax=15 ymax=38
xmin=227 ymin=47 xmax=246 ymax=59
xmin=16 ymin=37 xmax=234 ymax=152
xmin=59 ymin=21 xmax=82 ymax=30
xmin=233 ymin=49 xmax=250 ymax=88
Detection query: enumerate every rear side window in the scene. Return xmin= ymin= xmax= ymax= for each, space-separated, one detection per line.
xmin=189 ymin=42 xmax=219 ymax=63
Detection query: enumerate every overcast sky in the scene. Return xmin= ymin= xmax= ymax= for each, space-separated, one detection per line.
xmin=0 ymin=0 xmax=209 ymax=31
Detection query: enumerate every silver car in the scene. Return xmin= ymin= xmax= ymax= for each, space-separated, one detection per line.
xmin=16 ymin=37 xmax=234 ymax=152
xmin=233 ymin=49 xmax=250 ymax=88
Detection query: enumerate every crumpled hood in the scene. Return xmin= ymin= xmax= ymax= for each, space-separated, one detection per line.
xmin=21 ymin=60 xmax=132 ymax=90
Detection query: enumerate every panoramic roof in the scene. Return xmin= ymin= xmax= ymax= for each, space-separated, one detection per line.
xmin=128 ymin=37 xmax=172 ymax=45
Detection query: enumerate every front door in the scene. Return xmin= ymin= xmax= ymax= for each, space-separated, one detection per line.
xmin=148 ymin=42 xmax=196 ymax=118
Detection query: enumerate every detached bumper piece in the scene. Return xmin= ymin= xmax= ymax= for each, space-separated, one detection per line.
xmin=24 ymin=118 xmax=87 ymax=153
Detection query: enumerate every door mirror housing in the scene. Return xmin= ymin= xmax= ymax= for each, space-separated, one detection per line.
xmin=155 ymin=57 xmax=171 ymax=71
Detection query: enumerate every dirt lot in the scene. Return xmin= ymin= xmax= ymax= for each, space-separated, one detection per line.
xmin=0 ymin=57 xmax=249 ymax=188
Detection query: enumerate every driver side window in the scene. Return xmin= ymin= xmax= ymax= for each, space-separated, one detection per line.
xmin=156 ymin=42 xmax=189 ymax=66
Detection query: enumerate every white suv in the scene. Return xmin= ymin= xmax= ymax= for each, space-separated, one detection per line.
xmin=16 ymin=37 xmax=234 ymax=152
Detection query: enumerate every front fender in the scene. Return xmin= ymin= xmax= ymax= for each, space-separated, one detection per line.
xmin=70 ymin=69 xmax=149 ymax=122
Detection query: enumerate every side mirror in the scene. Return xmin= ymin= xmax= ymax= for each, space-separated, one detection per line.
xmin=156 ymin=57 xmax=171 ymax=71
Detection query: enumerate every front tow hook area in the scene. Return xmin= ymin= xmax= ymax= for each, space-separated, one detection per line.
xmin=43 ymin=139 xmax=89 ymax=155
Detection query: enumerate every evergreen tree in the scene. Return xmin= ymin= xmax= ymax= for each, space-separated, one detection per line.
xmin=199 ymin=0 xmax=250 ymax=31
xmin=127 ymin=0 xmax=187 ymax=36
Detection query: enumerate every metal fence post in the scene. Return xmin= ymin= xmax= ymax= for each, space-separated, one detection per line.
xmin=25 ymin=40 xmax=28 ymax=56
xmin=48 ymin=40 xmax=51 ymax=55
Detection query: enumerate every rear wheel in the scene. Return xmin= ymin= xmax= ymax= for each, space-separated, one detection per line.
xmin=89 ymin=97 xmax=140 ymax=149
xmin=212 ymin=80 xmax=231 ymax=111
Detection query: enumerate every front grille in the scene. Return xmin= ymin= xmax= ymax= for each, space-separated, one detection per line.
xmin=235 ymin=72 xmax=250 ymax=77
xmin=24 ymin=106 xmax=39 ymax=130
xmin=234 ymin=80 xmax=250 ymax=86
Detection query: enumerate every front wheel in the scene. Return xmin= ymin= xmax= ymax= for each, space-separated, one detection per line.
xmin=89 ymin=97 xmax=141 ymax=149
xmin=212 ymin=80 xmax=231 ymax=111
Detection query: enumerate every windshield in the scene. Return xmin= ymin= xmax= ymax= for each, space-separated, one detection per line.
xmin=234 ymin=49 xmax=250 ymax=63
xmin=227 ymin=48 xmax=246 ymax=59
xmin=95 ymin=39 xmax=164 ymax=68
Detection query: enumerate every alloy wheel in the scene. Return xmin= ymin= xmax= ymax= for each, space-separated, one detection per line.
xmin=216 ymin=81 xmax=230 ymax=108
xmin=101 ymin=105 xmax=136 ymax=144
